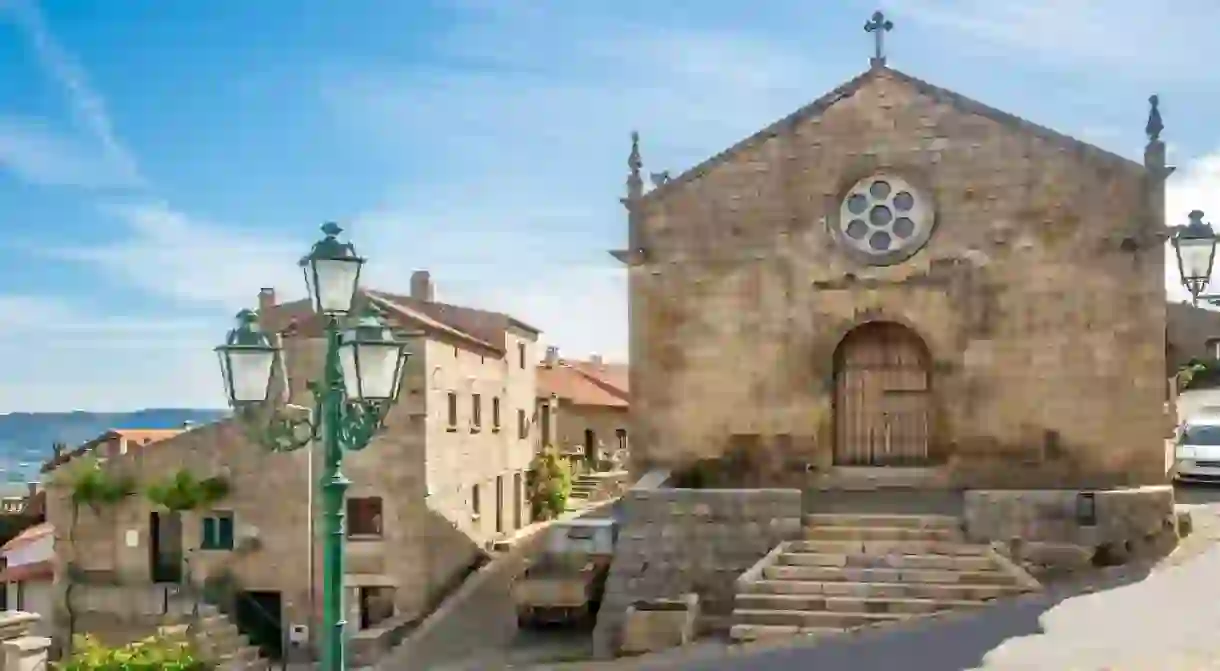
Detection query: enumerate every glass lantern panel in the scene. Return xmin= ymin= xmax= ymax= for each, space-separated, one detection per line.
xmin=338 ymin=342 xmax=361 ymax=399
xmin=1179 ymin=238 xmax=1216 ymax=281
xmin=311 ymin=257 xmax=361 ymax=314
xmin=355 ymin=341 xmax=403 ymax=400
xmin=227 ymin=349 xmax=276 ymax=403
xmin=217 ymin=350 xmax=234 ymax=404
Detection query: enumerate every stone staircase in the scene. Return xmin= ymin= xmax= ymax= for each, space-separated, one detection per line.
xmin=159 ymin=605 xmax=270 ymax=671
xmin=567 ymin=473 xmax=601 ymax=508
xmin=729 ymin=513 xmax=1040 ymax=643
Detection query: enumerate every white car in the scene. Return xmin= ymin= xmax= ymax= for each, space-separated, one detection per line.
xmin=1174 ymin=416 xmax=1220 ymax=482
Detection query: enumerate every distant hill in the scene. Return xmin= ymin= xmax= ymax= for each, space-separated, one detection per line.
xmin=0 ymin=409 xmax=229 ymax=481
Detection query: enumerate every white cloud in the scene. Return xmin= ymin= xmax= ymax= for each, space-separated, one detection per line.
xmin=0 ymin=0 xmax=141 ymax=188
xmin=5 ymin=1 xmax=1220 ymax=411
xmin=883 ymin=0 xmax=1218 ymax=81
xmin=1165 ymin=150 xmax=1220 ymax=303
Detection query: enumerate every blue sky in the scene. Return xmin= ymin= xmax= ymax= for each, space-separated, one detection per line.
xmin=0 ymin=0 xmax=1218 ymax=412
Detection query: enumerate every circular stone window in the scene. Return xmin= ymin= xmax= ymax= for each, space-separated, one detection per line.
xmin=834 ymin=174 xmax=935 ymax=265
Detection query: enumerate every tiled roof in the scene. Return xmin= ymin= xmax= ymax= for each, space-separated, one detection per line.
xmin=1 ymin=522 xmax=52 ymax=553
xmin=538 ymin=359 xmax=629 ymax=408
xmin=262 ymin=289 xmax=538 ymax=356
xmin=0 ymin=560 xmax=52 ymax=583
xmin=40 ymin=427 xmax=186 ymax=473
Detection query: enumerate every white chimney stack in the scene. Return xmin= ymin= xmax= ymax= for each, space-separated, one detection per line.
xmin=590 ymin=353 xmax=603 ymax=366
xmin=544 ymin=346 xmax=560 ymax=368
xmin=410 ymin=270 xmax=434 ymax=302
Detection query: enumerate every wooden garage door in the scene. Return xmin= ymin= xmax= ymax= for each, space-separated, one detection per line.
xmin=833 ymin=322 xmax=930 ymax=466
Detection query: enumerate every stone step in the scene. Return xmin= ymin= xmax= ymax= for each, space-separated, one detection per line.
xmin=761 ymin=564 xmax=1020 ymax=586
xmin=743 ymin=579 xmax=1024 ymax=601
xmin=778 ymin=551 xmax=998 ymax=572
xmin=733 ymin=608 xmax=910 ymax=629
xmin=805 ymin=514 xmax=961 ymax=530
xmin=805 ymin=526 xmax=961 ymax=542
xmin=735 ymin=592 xmax=989 ymax=615
xmin=788 ymin=539 xmax=989 ymax=556
xmin=728 ymin=623 xmax=848 ymax=643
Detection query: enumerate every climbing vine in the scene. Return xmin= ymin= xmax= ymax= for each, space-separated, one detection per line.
xmin=144 ymin=469 xmax=231 ymax=514
xmin=59 ymin=456 xmax=137 ymax=652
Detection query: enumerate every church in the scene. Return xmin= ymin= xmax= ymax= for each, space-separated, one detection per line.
xmin=596 ymin=12 xmax=1181 ymax=656
xmin=614 ymin=16 xmax=1171 ymax=493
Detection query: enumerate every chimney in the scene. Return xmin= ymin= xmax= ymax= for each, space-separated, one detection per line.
xmin=410 ymin=271 xmax=434 ymax=302
xmin=544 ymin=346 xmax=560 ymax=368
xmin=590 ymin=353 xmax=603 ymax=366
xmin=258 ymin=288 xmax=276 ymax=315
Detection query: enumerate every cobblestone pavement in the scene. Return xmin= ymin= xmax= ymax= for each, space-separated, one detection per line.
xmin=527 ymin=485 xmax=1220 ymax=671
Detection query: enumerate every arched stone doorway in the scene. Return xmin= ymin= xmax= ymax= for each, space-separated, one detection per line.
xmin=832 ymin=321 xmax=932 ymax=466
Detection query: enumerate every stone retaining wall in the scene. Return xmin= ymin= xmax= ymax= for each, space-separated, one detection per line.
xmin=963 ymin=486 xmax=1175 ymax=548
xmin=591 ymin=473 xmax=802 ymax=659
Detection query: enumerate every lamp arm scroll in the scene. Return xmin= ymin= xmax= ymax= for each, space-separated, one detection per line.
xmin=339 ymin=400 xmax=388 ymax=452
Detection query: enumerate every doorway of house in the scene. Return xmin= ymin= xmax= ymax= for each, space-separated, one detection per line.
xmin=149 ymin=511 xmax=183 ymax=584
xmin=513 ymin=472 xmax=523 ymax=530
xmin=495 ymin=475 xmax=504 ymax=534
xmin=235 ymin=590 xmax=283 ymax=660
xmin=583 ymin=429 xmax=596 ymax=470
xmin=832 ymin=321 xmax=932 ymax=466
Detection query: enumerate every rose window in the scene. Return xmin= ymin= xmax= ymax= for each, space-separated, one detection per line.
xmin=836 ymin=174 xmax=933 ymax=263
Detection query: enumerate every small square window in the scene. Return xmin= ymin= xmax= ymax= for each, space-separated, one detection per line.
xmin=347 ymin=497 xmax=383 ymax=538
xmin=201 ymin=513 xmax=235 ymax=550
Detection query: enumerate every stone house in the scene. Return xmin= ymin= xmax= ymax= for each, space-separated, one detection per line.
xmin=1167 ymin=301 xmax=1220 ymax=369
xmin=0 ymin=522 xmax=54 ymax=637
xmin=536 ymin=347 xmax=629 ymax=471
xmin=45 ymin=270 xmax=539 ymax=659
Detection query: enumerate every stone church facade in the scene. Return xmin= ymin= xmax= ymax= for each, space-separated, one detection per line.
xmin=615 ymin=63 xmax=1172 ymax=491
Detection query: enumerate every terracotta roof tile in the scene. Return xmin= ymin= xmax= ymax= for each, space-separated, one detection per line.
xmin=40 ymin=427 xmax=187 ymax=474
xmin=0 ymin=560 xmax=52 ymax=583
xmin=1 ymin=522 xmax=52 ymax=553
xmin=538 ymin=359 xmax=629 ymax=408
xmin=260 ymin=288 xmax=538 ymax=357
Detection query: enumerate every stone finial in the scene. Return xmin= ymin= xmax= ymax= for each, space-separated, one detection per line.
xmin=626 ymin=131 xmax=644 ymax=202
xmin=1146 ymin=94 xmax=1164 ymax=143
xmin=864 ymin=10 xmax=895 ymax=68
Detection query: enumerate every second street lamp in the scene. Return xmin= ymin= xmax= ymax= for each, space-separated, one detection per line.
xmin=1172 ymin=210 xmax=1218 ymax=305
xmin=214 ymin=223 xmax=409 ymax=671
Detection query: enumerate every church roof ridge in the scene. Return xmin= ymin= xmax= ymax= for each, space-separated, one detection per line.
xmin=639 ymin=66 xmax=1144 ymax=205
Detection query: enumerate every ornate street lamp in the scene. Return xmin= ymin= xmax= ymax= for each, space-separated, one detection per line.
xmin=215 ymin=223 xmax=409 ymax=671
xmin=1172 ymin=210 xmax=1218 ymax=305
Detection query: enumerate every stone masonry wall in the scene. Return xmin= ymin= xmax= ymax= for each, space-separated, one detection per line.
xmin=963 ymin=486 xmax=1176 ymax=549
xmin=627 ymin=67 xmax=1166 ymax=488
xmin=591 ymin=483 xmax=802 ymax=659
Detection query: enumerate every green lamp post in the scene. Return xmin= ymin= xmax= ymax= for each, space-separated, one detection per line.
xmin=214 ymin=222 xmax=410 ymax=671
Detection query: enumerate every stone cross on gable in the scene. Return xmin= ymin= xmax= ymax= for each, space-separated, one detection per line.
xmin=864 ymin=10 xmax=894 ymax=68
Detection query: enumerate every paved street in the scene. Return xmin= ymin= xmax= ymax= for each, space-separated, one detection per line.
xmin=530 ymin=485 xmax=1220 ymax=671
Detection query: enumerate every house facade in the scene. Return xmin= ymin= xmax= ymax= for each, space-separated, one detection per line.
xmin=0 ymin=522 xmax=54 ymax=637
xmin=46 ymin=270 xmax=539 ymax=659
xmin=536 ymin=348 xmax=629 ymax=471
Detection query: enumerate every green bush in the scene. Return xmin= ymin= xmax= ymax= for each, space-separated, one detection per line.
xmin=56 ymin=634 xmax=211 ymax=671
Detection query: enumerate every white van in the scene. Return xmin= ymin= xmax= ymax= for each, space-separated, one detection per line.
xmin=1174 ymin=414 xmax=1220 ymax=482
